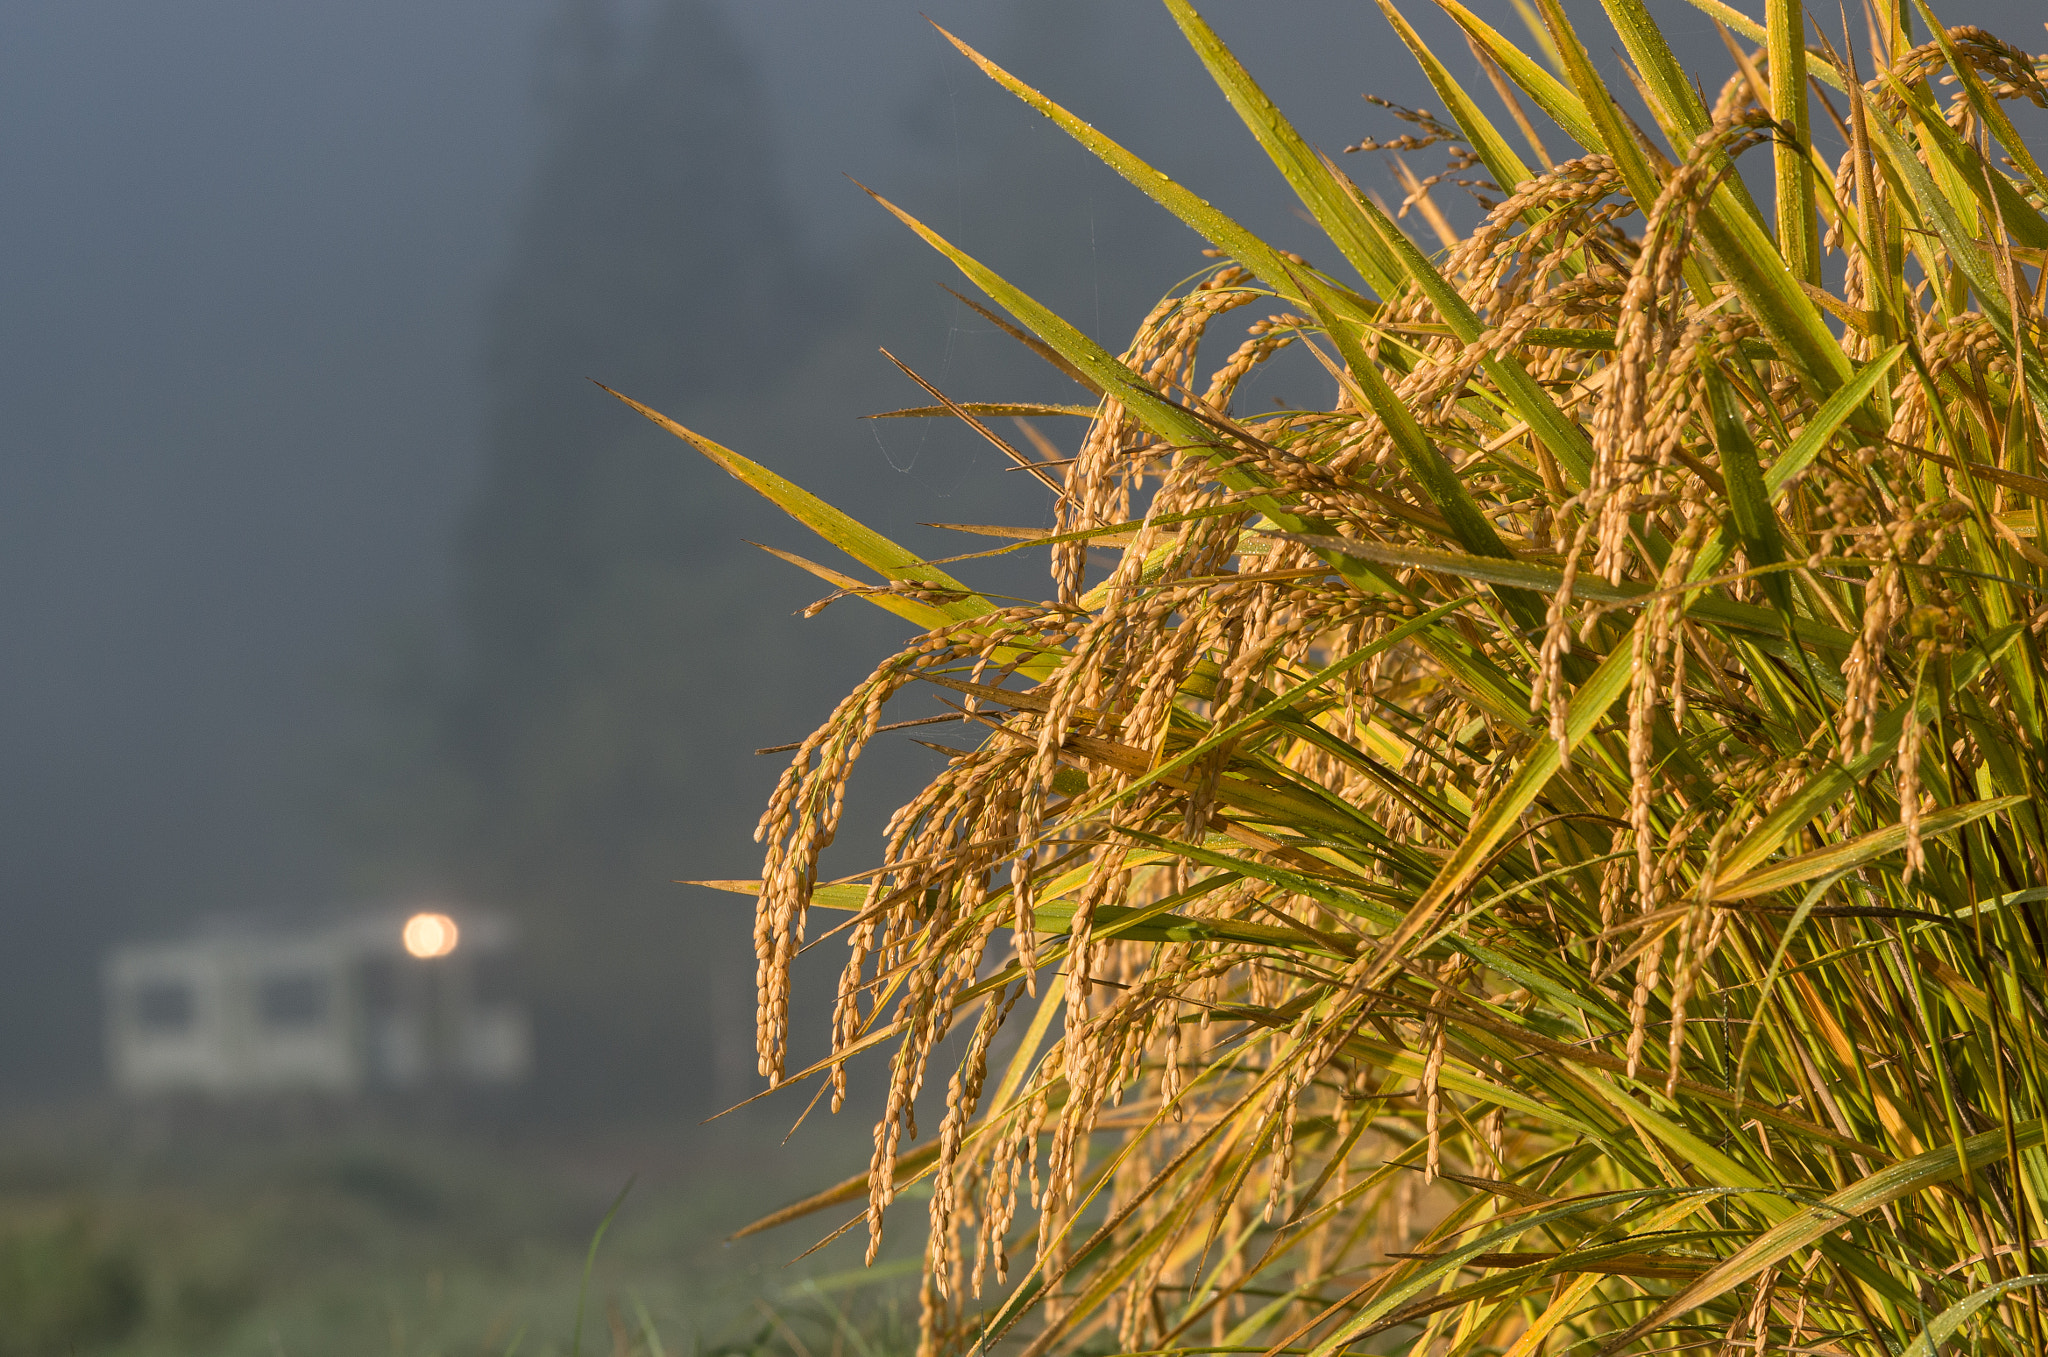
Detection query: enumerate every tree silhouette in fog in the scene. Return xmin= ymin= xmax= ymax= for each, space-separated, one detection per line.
xmin=436 ymin=0 xmax=830 ymax=1113
xmin=412 ymin=0 xmax=1224 ymax=1117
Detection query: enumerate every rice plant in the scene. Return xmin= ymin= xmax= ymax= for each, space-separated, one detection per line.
xmin=637 ymin=0 xmax=2048 ymax=1351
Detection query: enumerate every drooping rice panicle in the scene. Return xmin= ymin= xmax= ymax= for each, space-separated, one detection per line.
xmin=646 ymin=4 xmax=2048 ymax=1353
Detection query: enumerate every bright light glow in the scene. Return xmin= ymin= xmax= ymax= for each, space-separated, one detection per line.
xmin=402 ymin=912 xmax=459 ymax=959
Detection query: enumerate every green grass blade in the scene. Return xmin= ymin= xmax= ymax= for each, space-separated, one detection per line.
xmin=862 ymin=186 xmax=1407 ymax=597
xmin=1902 ymin=1276 xmax=2048 ymax=1357
xmin=1695 ymin=192 xmax=1858 ymax=394
xmin=1711 ymin=796 xmax=2026 ymax=901
xmin=749 ymin=542 xmax=972 ymax=630
xmin=630 ymin=1295 xmax=668 ymax=1357
xmin=1159 ymin=0 xmax=1404 ymax=297
xmin=1675 ymin=0 xmax=1849 ymax=91
xmin=1358 ymin=626 xmax=1636 ymax=986
xmin=1910 ymin=0 xmax=2048 ymax=208
xmin=1433 ymin=0 xmax=1601 ymax=150
xmin=1869 ymin=79 xmax=2010 ymax=329
xmin=1601 ymin=0 xmax=1773 ymax=245
xmin=1708 ymin=365 xmax=1791 ymax=612
xmin=932 ymin=23 xmax=1376 ymax=316
xmin=600 ymin=385 xmax=993 ymax=623
xmin=1291 ymin=271 xmax=1511 ymax=559
xmin=1608 ymin=1121 xmax=2048 ymax=1351
xmin=1542 ymin=0 xmax=1846 ymax=393
xmin=862 ymin=196 xmax=1245 ymax=462
xmin=570 ymin=1177 xmax=634 ymax=1357
xmin=1273 ymin=533 xmax=1855 ymax=649
xmin=1763 ymin=343 xmax=1907 ymax=494
xmin=1769 ymin=0 xmax=1820 ymax=283
xmin=1527 ymin=0 xmax=1668 ymax=220
xmin=1370 ymin=0 xmax=1534 ymax=195
xmin=1312 ymin=1188 xmax=1721 ymax=1356
xmin=1598 ymin=0 xmax=1712 ymax=152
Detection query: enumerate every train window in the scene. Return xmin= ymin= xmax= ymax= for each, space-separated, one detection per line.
xmin=132 ymin=980 xmax=194 ymax=1034
xmin=257 ymin=971 xmax=329 ymax=1029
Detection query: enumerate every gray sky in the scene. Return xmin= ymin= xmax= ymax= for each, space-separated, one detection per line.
xmin=0 ymin=0 xmax=553 ymax=923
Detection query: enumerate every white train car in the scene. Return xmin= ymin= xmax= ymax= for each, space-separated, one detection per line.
xmin=104 ymin=907 xmax=530 ymax=1096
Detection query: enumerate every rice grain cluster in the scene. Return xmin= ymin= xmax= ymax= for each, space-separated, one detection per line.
xmin=646 ymin=1 xmax=2048 ymax=1352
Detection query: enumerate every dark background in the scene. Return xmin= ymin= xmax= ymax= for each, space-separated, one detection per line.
xmin=1 ymin=0 xmax=2040 ymax=1122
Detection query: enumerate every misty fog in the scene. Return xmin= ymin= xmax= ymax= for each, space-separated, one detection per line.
xmin=3 ymin=0 xmax=2041 ymax=1120
xmin=5 ymin=1 xmax=2048 ymax=1350
xmin=0 ymin=0 xmax=1438 ymax=1113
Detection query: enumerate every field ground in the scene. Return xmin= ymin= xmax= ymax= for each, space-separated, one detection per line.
xmin=0 ymin=1099 xmax=916 ymax=1357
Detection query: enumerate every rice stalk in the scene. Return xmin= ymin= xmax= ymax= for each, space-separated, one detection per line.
xmin=647 ymin=2 xmax=2048 ymax=1352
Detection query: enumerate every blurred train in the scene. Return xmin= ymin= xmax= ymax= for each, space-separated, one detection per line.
xmin=102 ymin=907 xmax=529 ymax=1095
